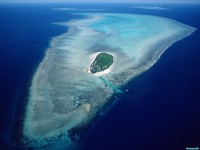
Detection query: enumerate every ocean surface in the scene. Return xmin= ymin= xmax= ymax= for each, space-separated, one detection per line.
xmin=0 ymin=3 xmax=200 ymax=150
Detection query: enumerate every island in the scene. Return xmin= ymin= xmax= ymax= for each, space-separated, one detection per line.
xmin=23 ymin=13 xmax=196 ymax=148
xmin=89 ymin=52 xmax=114 ymax=74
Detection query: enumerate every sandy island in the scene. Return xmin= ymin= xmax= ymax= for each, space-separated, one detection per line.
xmin=86 ymin=52 xmax=116 ymax=76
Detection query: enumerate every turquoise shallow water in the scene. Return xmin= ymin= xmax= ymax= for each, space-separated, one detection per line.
xmin=99 ymin=76 xmax=122 ymax=93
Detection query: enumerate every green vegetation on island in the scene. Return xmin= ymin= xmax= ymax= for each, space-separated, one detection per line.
xmin=90 ymin=52 xmax=113 ymax=74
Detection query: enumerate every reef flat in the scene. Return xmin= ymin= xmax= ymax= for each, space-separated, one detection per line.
xmin=23 ymin=13 xmax=196 ymax=147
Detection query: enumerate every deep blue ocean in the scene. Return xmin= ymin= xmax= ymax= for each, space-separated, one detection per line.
xmin=0 ymin=3 xmax=200 ymax=150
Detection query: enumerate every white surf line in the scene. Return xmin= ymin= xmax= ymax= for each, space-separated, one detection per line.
xmin=132 ymin=6 xmax=171 ymax=10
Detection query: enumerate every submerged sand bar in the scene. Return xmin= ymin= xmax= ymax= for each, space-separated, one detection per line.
xmin=23 ymin=13 xmax=196 ymax=143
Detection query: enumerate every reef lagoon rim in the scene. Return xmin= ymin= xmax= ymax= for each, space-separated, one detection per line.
xmin=23 ymin=13 xmax=196 ymax=147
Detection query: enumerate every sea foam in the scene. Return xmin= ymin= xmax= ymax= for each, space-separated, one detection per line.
xmin=23 ymin=13 xmax=196 ymax=148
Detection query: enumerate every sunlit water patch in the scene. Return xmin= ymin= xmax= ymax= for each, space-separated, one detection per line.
xmin=23 ymin=13 xmax=196 ymax=148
